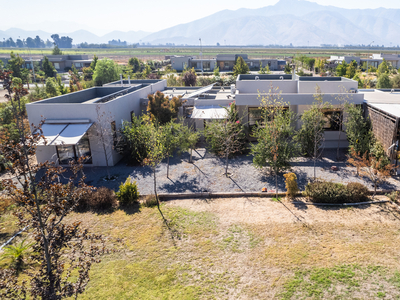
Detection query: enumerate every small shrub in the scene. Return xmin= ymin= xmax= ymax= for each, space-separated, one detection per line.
xmin=77 ymin=187 xmax=117 ymax=211
xmin=142 ymin=195 xmax=158 ymax=208
xmin=116 ymin=177 xmax=139 ymax=206
xmin=284 ymin=172 xmax=299 ymax=198
xmin=346 ymin=182 xmax=369 ymax=203
xmin=305 ymin=181 xmax=347 ymax=203
xmin=386 ymin=191 xmax=399 ymax=202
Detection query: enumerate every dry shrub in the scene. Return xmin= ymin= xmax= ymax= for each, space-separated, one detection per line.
xmin=346 ymin=182 xmax=369 ymax=203
xmin=284 ymin=172 xmax=298 ymax=198
xmin=77 ymin=187 xmax=118 ymax=211
xmin=142 ymin=195 xmax=158 ymax=208
xmin=0 ymin=197 xmax=15 ymax=214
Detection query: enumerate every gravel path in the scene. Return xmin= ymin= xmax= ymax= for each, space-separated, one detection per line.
xmin=82 ymin=148 xmax=400 ymax=194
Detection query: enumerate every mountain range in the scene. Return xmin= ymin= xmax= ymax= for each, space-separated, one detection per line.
xmin=2 ymin=0 xmax=400 ymax=46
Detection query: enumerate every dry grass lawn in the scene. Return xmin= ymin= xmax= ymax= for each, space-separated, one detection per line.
xmin=2 ymin=197 xmax=400 ymax=299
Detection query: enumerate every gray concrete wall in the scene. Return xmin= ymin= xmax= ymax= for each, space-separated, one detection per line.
xmin=171 ymin=56 xmax=192 ymax=71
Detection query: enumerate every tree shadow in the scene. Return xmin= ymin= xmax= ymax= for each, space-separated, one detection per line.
xmin=159 ymin=175 xmax=206 ymax=193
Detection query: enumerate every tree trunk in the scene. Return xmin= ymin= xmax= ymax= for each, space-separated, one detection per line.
xmin=275 ymin=167 xmax=278 ymax=199
xmin=189 ymin=148 xmax=193 ymax=163
xmin=153 ymin=166 xmax=160 ymax=209
xmin=167 ymin=156 xmax=170 ymax=178
xmin=225 ymin=150 xmax=229 ymax=177
xmin=337 ymin=129 xmax=341 ymax=161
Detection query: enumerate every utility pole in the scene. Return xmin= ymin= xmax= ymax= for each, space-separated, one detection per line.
xmin=199 ymin=38 xmax=203 ymax=75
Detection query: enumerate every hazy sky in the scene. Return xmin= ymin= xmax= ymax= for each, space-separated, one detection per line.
xmin=3 ymin=0 xmax=400 ymax=35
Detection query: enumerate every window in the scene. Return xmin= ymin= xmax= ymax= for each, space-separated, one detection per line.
xmin=54 ymin=63 xmax=60 ymax=69
xmin=74 ymin=62 xmax=83 ymax=68
xmin=249 ymin=107 xmax=263 ymax=129
xmin=322 ymin=110 xmax=342 ymax=131
xmin=56 ymin=133 xmax=92 ymax=164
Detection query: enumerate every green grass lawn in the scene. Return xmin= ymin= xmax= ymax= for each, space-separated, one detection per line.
xmin=2 ymin=198 xmax=400 ymax=299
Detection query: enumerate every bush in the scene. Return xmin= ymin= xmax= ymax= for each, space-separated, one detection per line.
xmin=77 ymin=187 xmax=117 ymax=211
xmin=116 ymin=177 xmax=139 ymax=205
xmin=346 ymin=182 xmax=369 ymax=202
xmin=284 ymin=172 xmax=299 ymax=198
xmin=305 ymin=181 xmax=348 ymax=203
xmin=305 ymin=181 xmax=370 ymax=203
xmin=142 ymin=195 xmax=158 ymax=208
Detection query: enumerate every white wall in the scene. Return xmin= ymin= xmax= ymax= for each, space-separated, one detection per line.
xmin=235 ymin=80 xmax=298 ymax=94
xmin=298 ymin=80 xmax=357 ymax=94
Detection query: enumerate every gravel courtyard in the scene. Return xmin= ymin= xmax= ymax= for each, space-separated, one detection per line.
xmin=82 ymin=148 xmax=400 ymax=194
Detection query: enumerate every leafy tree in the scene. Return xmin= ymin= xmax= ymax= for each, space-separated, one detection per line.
xmin=34 ymin=35 xmax=45 ymax=48
xmin=251 ymin=87 xmax=298 ymax=198
xmin=284 ymin=63 xmax=292 ymax=74
xmin=0 ymin=71 xmax=107 ymax=299
xmin=377 ymin=73 xmax=392 ymax=88
xmin=42 ymin=56 xmax=56 ymax=78
xmin=182 ymin=68 xmax=197 ymax=86
xmin=45 ymin=77 xmax=61 ymax=97
xmin=90 ymin=54 xmax=99 ymax=70
xmin=213 ymin=66 xmax=220 ymax=76
xmin=128 ymin=57 xmax=141 ymax=73
xmin=296 ymin=86 xmax=329 ymax=179
xmin=52 ymin=44 xmax=63 ymax=55
xmin=233 ymin=56 xmax=249 ymax=76
xmin=344 ymin=104 xmax=373 ymax=155
xmin=26 ymin=37 xmax=36 ymax=48
xmin=82 ymin=66 xmax=93 ymax=80
xmin=121 ymin=114 xmax=153 ymax=163
xmin=377 ymin=59 xmax=389 ymax=76
xmin=345 ymin=60 xmax=357 ymax=79
xmin=391 ymin=74 xmax=400 ymax=88
xmin=56 ymin=75 xmax=68 ymax=95
xmin=16 ymin=39 xmax=24 ymax=48
xmin=147 ymin=91 xmax=182 ymax=124
xmin=93 ymin=58 xmax=120 ymax=86
xmin=204 ymin=102 xmax=247 ymax=176
xmin=7 ymin=52 xmax=25 ymax=79
xmin=336 ymin=61 xmax=348 ymax=77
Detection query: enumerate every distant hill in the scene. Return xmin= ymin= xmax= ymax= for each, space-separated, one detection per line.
xmin=141 ymin=0 xmax=400 ymax=46
xmin=0 ymin=28 xmax=152 ymax=45
xmin=2 ymin=0 xmax=400 ymax=46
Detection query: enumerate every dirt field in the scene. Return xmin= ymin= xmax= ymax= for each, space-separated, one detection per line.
xmin=2 ymin=196 xmax=400 ymax=299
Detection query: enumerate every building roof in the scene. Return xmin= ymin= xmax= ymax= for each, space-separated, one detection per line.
xmin=361 ymin=89 xmax=400 ymax=104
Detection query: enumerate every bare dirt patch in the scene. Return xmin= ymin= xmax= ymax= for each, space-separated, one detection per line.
xmin=165 ymin=196 xmax=398 ymax=226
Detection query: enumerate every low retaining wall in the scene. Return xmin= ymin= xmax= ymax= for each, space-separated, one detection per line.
xmin=154 ymin=190 xmax=395 ymax=201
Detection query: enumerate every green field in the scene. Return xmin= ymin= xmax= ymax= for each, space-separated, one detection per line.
xmin=1 ymin=47 xmax=399 ymax=61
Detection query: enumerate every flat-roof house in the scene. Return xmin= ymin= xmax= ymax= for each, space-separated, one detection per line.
xmin=46 ymin=55 xmax=93 ymax=72
xmin=26 ymin=80 xmax=166 ymax=167
xmin=170 ymin=54 xmax=286 ymax=72
xmin=232 ymin=74 xmax=362 ymax=148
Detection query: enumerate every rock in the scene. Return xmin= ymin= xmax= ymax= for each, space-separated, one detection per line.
xmin=331 ymin=166 xmax=338 ymax=171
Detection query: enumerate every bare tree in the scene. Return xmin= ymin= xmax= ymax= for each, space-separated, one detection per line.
xmin=95 ymin=104 xmax=115 ymax=180
xmin=204 ymin=102 xmax=247 ymax=176
xmin=0 ymin=70 xmax=107 ymax=299
xmin=297 ymin=86 xmax=329 ymax=180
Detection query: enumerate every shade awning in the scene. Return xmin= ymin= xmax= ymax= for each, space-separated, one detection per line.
xmin=185 ymin=84 xmax=215 ymax=99
xmin=38 ymin=124 xmax=68 ymax=145
xmin=191 ymin=105 xmax=228 ymax=119
xmin=51 ymin=123 xmax=93 ymax=145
